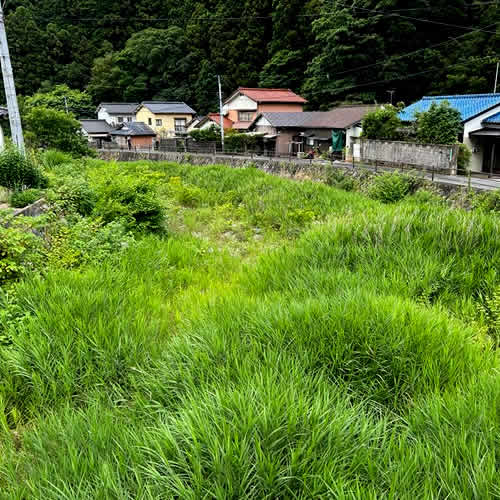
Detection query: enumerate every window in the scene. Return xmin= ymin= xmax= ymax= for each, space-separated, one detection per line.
xmin=238 ymin=111 xmax=253 ymax=122
xmin=148 ymin=118 xmax=152 ymax=125
xmin=127 ymin=116 xmax=132 ymax=122
xmin=156 ymin=119 xmax=163 ymax=127
xmin=175 ymin=118 xmax=187 ymax=133
xmin=117 ymin=116 xmax=124 ymax=123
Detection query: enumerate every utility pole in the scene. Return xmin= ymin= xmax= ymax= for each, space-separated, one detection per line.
xmin=387 ymin=89 xmax=395 ymax=105
xmin=494 ymin=62 xmax=499 ymax=94
xmin=218 ymin=75 xmax=225 ymax=153
xmin=0 ymin=2 xmax=24 ymax=154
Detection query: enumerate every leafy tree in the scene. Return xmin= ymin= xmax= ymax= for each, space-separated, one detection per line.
xmin=362 ymin=106 xmax=401 ymax=140
xmin=24 ymin=107 xmax=90 ymax=155
xmin=415 ymin=101 xmax=462 ymax=145
xmin=259 ymin=50 xmax=303 ymax=90
xmin=24 ymin=85 xmax=95 ymax=118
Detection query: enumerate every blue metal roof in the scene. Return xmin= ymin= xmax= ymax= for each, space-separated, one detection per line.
xmin=483 ymin=111 xmax=500 ymax=124
xmin=399 ymin=94 xmax=500 ymax=122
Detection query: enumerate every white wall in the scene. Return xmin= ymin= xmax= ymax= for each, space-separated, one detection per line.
xmin=223 ymin=94 xmax=257 ymax=113
xmin=346 ymin=125 xmax=362 ymax=158
xmin=98 ymin=108 xmax=135 ymax=126
xmin=463 ymin=104 xmax=500 ymax=172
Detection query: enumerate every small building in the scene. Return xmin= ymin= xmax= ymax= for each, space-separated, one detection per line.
xmin=97 ymin=103 xmax=139 ymax=126
xmin=80 ymin=119 xmax=113 ymax=148
xmin=192 ymin=113 xmax=234 ymax=131
xmin=222 ymin=87 xmax=307 ymax=131
xmin=110 ymin=122 xmax=157 ymax=150
xmin=135 ymin=101 xmax=197 ymax=138
xmin=400 ymin=94 xmax=500 ymax=174
xmin=248 ymin=105 xmax=376 ymax=156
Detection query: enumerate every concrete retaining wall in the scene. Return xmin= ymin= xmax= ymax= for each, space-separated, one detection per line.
xmin=12 ymin=198 xmax=47 ymax=218
xmin=352 ymin=138 xmax=458 ymax=173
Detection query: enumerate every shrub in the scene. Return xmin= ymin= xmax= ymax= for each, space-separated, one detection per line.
xmin=457 ymin=143 xmax=472 ymax=173
xmin=415 ymin=101 xmax=462 ymax=145
xmin=0 ymin=221 xmax=44 ymax=285
xmin=368 ymin=172 xmax=421 ymax=203
xmin=0 ymin=148 xmax=48 ymax=190
xmin=362 ymin=106 xmax=401 ymax=140
xmin=471 ymin=190 xmax=500 ymax=213
xmin=48 ymin=176 xmax=97 ymax=216
xmin=24 ymin=106 xmax=90 ymax=156
xmin=41 ymin=150 xmax=74 ymax=169
xmin=10 ymin=189 xmax=43 ymax=208
xmin=93 ymin=172 xmax=165 ymax=232
xmin=326 ymin=169 xmax=357 ymax=191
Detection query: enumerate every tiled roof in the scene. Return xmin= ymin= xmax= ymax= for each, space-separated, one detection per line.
xmin=230 ymin=87 xmax=307 ymax=104
xmin=254 ymin=105 xmax=376 ymax=130
xmin=399 ymin=94 xmax=500 ymax=122
xmin=483 ymin=111 xmax=500 ymax=124
xmin=80 ymin=119 xmax=113 ymax=134
xmin=140 ymin=101 xmax=196 ymax=115
xmin=98 ymin=103 xmax=139 ymax=114
xmin=110 ymin=122 xmax=156 ymax=136
xmin=207 ymin=113 xmax=234 ymax=129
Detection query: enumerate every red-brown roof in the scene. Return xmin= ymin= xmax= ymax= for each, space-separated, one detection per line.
xmin=229 ymin=87 xmax=307 ymax=104
xmin=208 ymin=112 xmax=234 ymax=129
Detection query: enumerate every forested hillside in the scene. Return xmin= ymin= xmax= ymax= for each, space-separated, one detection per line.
xmin=5 ymin=0 xmax=500 ymax=113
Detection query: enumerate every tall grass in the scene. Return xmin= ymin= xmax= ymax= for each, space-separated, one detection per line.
xmin=0 ymin=160 xmax=499 ymax=498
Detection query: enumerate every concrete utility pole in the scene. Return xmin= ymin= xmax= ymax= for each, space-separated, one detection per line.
xmin=0 ymin=2 xmax=25 ymax=154
xmin=218 ymin=75 xmax=225 ymax=152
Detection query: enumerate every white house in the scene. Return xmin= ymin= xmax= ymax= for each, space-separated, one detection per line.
xmin=97 ymin=103 xmax=139 ymax=126
xmin=400 ymin=94 xmax=500 ymax=174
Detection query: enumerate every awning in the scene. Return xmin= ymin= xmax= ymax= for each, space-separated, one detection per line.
xmin=469 ymin=128 xmax=500 ymax=137
xmin=263 ymin=134 xmax=277 ymax=139
xmin=310 ymin=135 xmax=331 ymax=141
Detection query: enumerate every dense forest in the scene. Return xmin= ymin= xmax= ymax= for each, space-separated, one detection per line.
xmin=4 ymin=0 xmax=500 ymax=114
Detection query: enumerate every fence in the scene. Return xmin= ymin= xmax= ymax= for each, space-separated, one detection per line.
xmin=352 ymin=138 xmax=459 ymax=174
xmin=96 ymin=138 xmax=316 ymax=160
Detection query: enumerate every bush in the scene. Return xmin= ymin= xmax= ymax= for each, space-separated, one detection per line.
xmin=326 ymin=169 xmax=357 ymax=191
xmin=0 ymin=148 xmax=47 ymax=190
xmin=10 ymin=189 xmax=43 ymax=208
xmin=24 ymin=106 xmax=90 ymax=156
xmin=362 ymin=106 xmax=401 ymax=140
xmin=41 ymin=150 xmax=75 ymax=169
xmin=415 ymin=101 xmax=462 ymax=145
xmin=92 ymin=171 xmax=165 ymax=232
xmin=368 ymin=172 xmax=421 ymax=203
xmin=0 ymin=221 xmax=44 ymax=285
xmin=48 ymin=176 xmax=97 ymax=216
xmin=471 ymin=190 xmax=500 ymax=213
xmin=457 ymin=143 xmax=472 ymax=173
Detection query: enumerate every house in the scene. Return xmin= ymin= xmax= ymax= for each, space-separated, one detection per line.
xmin=193 ymin=113 xmax=234 ymax=131
xmin=80 ymin=119 xmax=114 ymax=148
xmin=97 ymin=103 xmax=139 ymax=126
xmin=135 ymin=101 xmax=197 ymax=137
xmin=400 ymin=94 xmax=500 ymax=174
xmin=222 ymin=87 xmax=307 ymax=131
xmin=248 ymin=105 xmax=376 ymax=156
xmin=109 ymin=122 xmax=157 ymax=149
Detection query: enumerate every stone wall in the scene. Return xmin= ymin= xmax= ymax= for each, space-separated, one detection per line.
xmin=352 ymin=138 xmax=458 ymax=173
xmin=12 ymin=198 xmax=48 ymax=218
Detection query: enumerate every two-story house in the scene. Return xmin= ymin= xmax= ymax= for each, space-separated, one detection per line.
xmin=97 ymin=103 xmax=139 ymax=126
xmin=135 ymin=102 xmax=197 ymax=137
xmin=222 ymin=88 xmax=307 ymax=131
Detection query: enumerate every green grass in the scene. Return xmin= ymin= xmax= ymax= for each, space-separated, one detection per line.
xmin=0 ymin=160 xmax=499 ymax=498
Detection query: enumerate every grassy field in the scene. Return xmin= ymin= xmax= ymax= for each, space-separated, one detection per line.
xmin=0 ymin=158 xmax=499 ymax=498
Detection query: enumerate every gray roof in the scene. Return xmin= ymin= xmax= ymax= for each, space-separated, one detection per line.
xmin=98 ymin=102 xmax=139 ymax=114
xmin=80 ymin=119 xmax=113 ymax=134
xmin=110 ymin=122 xmax=156 ymax=136
xmin=254 ymin=106 xmax=377 ymax=130
xmin=140 ymin=101 xmax=196 ymax=115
